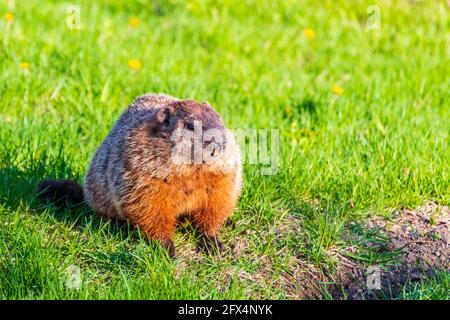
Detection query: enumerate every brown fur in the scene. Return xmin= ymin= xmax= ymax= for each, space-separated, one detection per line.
xmin=39 ymin=94 xmax=242 ymax=257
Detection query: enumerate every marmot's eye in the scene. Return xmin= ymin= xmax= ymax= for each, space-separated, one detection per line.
xmin=163 ymin=117 xmax=170 ymax=128
xmin=185 ymin=123 xmax=194 ymax=131
xmin=162 ymin=112 xmax=171 ymax=128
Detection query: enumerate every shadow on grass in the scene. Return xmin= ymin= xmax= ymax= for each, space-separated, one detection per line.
xmin=0 ymin=163 xmax=181 ymax=299
xmin=0 ymin=162 xmax=138 ymax=240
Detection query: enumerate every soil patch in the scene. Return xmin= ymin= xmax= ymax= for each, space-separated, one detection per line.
xmin=335 ymin=202 xmax=449 ymax=299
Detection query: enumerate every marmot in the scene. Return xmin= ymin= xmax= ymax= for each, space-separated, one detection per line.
xmin=38 ymin=94 xmax=242 ymax=257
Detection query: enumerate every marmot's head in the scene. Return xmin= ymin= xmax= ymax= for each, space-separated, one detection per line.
xmin=143 ymin=100 xmax=240 ymax=177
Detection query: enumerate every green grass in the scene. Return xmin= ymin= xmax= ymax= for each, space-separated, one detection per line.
xmin=401 ymin=272 xmax=450 ymax=300
xmin=0 ymin=0 xmax=449 ymax=299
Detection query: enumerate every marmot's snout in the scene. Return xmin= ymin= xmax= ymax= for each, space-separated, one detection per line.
xmin=162 ymin=99 xmax=233 ymax=167
xmin=173 ymin=130 xmax=228 ymax=165
xmin=202 ymin=131 xmax=227 ymax=160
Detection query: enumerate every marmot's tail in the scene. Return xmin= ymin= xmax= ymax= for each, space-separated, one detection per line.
xmin=37 ymin=179 xmax=84 ymax=206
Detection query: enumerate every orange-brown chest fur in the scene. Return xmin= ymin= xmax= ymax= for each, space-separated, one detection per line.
xmin=123 ymin=167 xmax=236 ymax=220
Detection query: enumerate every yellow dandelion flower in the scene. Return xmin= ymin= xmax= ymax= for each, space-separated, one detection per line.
xmin=332 ymin=84 xmax=344 ymax=95
xmin=128 ymin=59 xmax=142 ymax=70
xmin=5 ymin=12 xmax=14 ymax=23
xmin=20 ymin=62 xmax=30 ymax=71
xmin=303 ymin=28 xmax=316 ymax=39
xmin=284 ymin=106 xmax=292 ymax=116
xmin=128 ymin=17 xmax=139 ymax=28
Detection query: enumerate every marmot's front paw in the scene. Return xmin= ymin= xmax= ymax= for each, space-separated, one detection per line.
xmin=197 ymin=235 xmax=225 ymax=255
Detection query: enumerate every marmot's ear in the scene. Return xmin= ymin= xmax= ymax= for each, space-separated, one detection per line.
xmin=156 ymin=107 xmax=172 ymax=127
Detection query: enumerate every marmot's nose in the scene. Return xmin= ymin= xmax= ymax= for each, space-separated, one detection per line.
xmin=202 ymin=139 xmax=226 ymax=151
xmin=201 ymin=149 xmax=221 ymax=164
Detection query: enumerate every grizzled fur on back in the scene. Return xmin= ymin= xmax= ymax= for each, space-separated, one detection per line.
xmin=82 ymin=94 xmax=180 ymax=220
